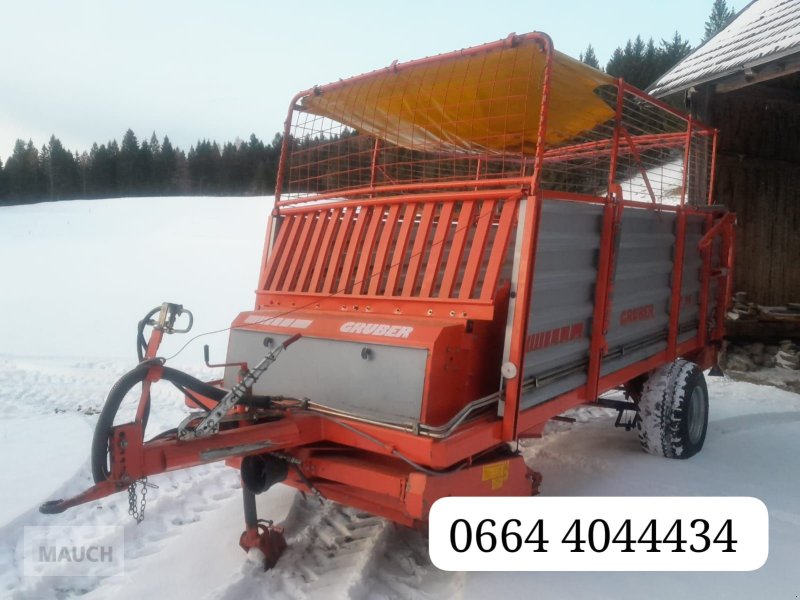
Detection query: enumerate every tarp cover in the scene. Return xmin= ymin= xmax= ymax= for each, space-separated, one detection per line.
xmin=301 ymin=37 xmax=616 ymax=155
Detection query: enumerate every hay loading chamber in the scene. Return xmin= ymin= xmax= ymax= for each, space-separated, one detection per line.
xmin=42 ymin=32 xmax=735 ymax=567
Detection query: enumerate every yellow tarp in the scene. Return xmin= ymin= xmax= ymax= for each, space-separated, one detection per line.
xmin=301 ymin=38 xmax=616 ymax=155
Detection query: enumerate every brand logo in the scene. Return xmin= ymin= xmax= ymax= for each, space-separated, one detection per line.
xmin=620 ymin=304 xmax=655 ymax=326
xmin=525 ymin=323 xmax=584 ymax=353
xmin=340 ymin=322 xmax=413 ymax=339
xmin=24 ymin=525 xmax=124 ymax=577
xmin=244 ymin=315 xmax=313 ymax=329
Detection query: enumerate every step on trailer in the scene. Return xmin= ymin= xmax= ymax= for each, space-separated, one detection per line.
xmin=42 ymin=32 xmax=735 ymax=567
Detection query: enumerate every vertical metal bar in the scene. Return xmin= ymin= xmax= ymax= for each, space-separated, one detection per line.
xmin=697 ymin=213 xmax=714 ymax=348
xmin=440 ymin=201 xmax=476 ymax=297
xmin=275 ymin=95 xmax=305 ymax=202
xmin=322 ymin=208 xmax=355 ymax=294
xmin=369 ymin=139 xmax=382 ymax=191
xmin=337 ymin=206 xmax=371 ymax=294
xmin=708 ymin=129 xmax=719 ymax=206
xmin=419 ymin=202 xmax=455 ymax=297
xmin=714 ymin=221 xmax=734 ymax=341
xmin=502 ymin=34 xmax=554 ymax=441
xmin=621 ymin=127 xmax=659 ymax=204
xmin=607 ymin=79 xmax=625 ymax=192
xmin=242 ymin=487 xmax=258 ymax=529
xmin=308 ymin=207 xmax=341 ymax=293
xmin=401 ymin=203 xmax=436 ymax=297
xmin=586 ymin=195 xmax=618 ymax=401
xmin=281 ymin=211 xmax=316 ymax=291
xmin=267 ymin=215 xmax=301 ymax=291
xmin=458 ymin=200 xmax=496 ymax=299
xmin=679 ymin=116 xmax=693 ymax=207
xmin=479 ymin=197 xmax=518 ymax=300
xmin=296 ymin=209 xmax=328 ymax=292
xmin=259 ymin=214 xmax=284 ymax=292
xmin=353 ymin=206 xmax=384 ymax=294
xmin=667 ymin=211 xmax=688 ymax=359
xmin=368 ymin=205 xmax=401 ymax=295
xmin=256 ymin=209 xmax=278 ymax=304
xmin=385 ymin=204 xmax=417 ymax=295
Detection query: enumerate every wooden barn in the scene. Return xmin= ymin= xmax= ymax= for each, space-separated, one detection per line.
xmin=649 ymin=0 xmax=800 ymax=311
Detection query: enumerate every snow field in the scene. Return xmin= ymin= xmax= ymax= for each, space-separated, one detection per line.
xmin=1 ymin=197 xmax=798 ymax=599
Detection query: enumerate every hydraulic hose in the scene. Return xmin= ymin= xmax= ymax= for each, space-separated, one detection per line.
xmin=91 ymin=364 xmax=274 ymax=483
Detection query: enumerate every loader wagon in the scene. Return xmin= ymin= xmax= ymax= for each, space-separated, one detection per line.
xmin=42 ymin=32 xmax=735 ymax=567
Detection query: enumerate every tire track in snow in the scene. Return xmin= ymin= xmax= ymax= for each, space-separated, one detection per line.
xmin=216 ymin=495 xmax=462 ymax=600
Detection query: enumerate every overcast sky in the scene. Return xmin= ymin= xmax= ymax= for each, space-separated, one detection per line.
xmin=0 ymin=0 xmax=714 ymax=161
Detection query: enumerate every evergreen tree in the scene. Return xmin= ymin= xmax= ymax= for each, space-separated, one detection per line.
xmin=159 ymin=135 xmax=178 ymax=193
xmin=579 ymin=44 xmax=600 ymax=69
xmin=138 ymin=138 xmax=154 ymax=194
xmin=704 ymin=0 xmax=736 ymax=42
xmin=606 ymin=33 xmax=693 ymax=90
xmin=4 ymin=140 xmax=45 ymax=202
xmin=42 ymin=136 xmax=80 ymax=199
xmin=118 ymin=129 xmax=139 ymax=195
xmin=0 ymin=157 xmax=7 ymax=202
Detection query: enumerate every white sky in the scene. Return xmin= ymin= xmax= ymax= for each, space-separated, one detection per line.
xmin=0 ymin=0 xmax=713 ymax=161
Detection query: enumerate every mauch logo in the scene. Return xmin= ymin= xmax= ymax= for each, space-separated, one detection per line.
xmin=24 ymin=526 xmax=124 ymax=577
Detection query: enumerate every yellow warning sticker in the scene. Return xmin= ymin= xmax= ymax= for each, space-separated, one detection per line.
xmin=481 ymin=461 xmax=510 ymax=491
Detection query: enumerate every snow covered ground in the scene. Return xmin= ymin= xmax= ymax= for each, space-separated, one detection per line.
xmin=1 ymin=197 xmax=799 ymax=599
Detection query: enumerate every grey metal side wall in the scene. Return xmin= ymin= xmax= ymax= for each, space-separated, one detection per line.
xmin=519 ymin=200 xmax=603 ymax=410
xmin=519 ymin=202 xmax=715 ymax=411
xmin=224 ymin=329 xmax=428 ymax=424
xmin=600 ymin=209 xmax=676 ymax=376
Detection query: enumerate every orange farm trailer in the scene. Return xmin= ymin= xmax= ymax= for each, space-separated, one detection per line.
xmin=42 ymin=32 xmax=735 ymax=568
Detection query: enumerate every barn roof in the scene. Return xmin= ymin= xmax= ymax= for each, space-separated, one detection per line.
xmin=649 ymin=0 xmax=800 ymax=97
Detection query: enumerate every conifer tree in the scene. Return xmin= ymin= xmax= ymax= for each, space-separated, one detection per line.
xmin=704 ymin=0 xmax=736 ymax=42
xmin=579 ymin=44 xmax=600 ymax=69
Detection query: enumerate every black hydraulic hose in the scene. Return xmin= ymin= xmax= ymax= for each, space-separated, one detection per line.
xmin=136 ymin=308 xmax=162 ymax=362
xmin=91 ymin=364 xmax=275 ymax=483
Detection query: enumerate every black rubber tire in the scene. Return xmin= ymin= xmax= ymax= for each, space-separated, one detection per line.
xmin=636 ymin=359 xmax=709 ymax=459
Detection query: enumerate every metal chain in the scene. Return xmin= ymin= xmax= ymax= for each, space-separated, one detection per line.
xmin=127 ymin=477 xmax=150 ymax=524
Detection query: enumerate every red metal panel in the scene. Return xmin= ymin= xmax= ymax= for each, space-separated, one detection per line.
xmin=321 ymin=208 xmax=355 ymax=294
xmin=479 ymin=198 xmax=518 ymax=300
xmin=262 ymin=215 xmax=294 ymax=289
xmin=269 ymin=215 xmax=303 ymax=290
xmin=295 ymin=208 xmax=329 ymax=292
xmin=385 ymin=204 xmax=418 ymax=295
xmin=308 ymin=207 xmax=342 ymax=293
xmin=458 ymin=199 xmax=496 ymax=299
xmin=280 ymin=211 xmax=316 ymax=291
xmin=353 ymin=206 xmax=384 ymax=294
xmin=368 ymin=204 xmax=401 ymax=295
xmin=337 ymin=206 xmax=372 ymax=294
xmin=401 ymin=203 xmax=436 ymax=297
xmin=419 ymin=202 xmax=455 ymax=297
xmin=440 ymin=201 xmax=476 ymax=298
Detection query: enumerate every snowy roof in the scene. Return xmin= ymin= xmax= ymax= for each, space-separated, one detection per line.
xmin=649 ymin=0 xmax=800 ymax=97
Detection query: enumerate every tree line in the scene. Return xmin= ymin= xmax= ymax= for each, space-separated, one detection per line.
xmin=0 ymin=130 xmax=283 ymax=205
xmin=0 ymin=1 xmax=737 ymax=206
xmin=579 ymin=0 xmax=736 ymax=89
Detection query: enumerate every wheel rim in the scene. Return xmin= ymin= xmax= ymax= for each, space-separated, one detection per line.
xmin=688 ymin=386 xmax=707 ymax=444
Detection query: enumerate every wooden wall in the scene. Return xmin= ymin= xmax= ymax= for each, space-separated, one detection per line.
xmin=698 ymin=80 xmax=800 ymax=305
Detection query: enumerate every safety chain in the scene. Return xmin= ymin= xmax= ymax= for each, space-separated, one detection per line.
xmin=127 ymin=478 xmax=157 ymax=524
